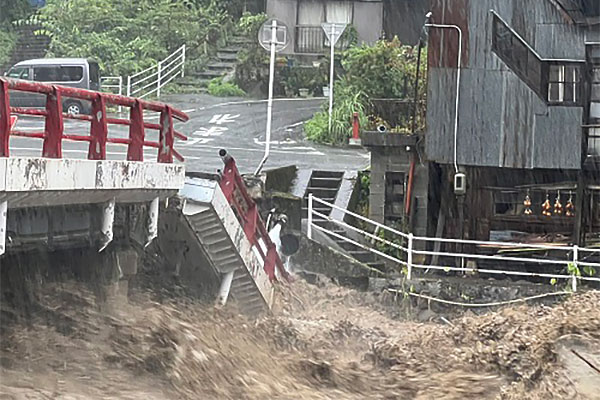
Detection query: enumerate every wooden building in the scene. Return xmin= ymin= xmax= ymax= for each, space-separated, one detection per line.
xmin=425 ymin=0 xmax=600 ymax=245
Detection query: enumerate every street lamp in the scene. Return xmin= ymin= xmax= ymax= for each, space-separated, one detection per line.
xmin=424 ymin=12 xmax=463 ymax=183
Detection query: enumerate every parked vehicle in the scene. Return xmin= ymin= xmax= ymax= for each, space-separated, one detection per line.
xmin=4 ymin=58 xmax=100 ymax=115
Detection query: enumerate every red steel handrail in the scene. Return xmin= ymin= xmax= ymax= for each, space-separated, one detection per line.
xmin=0 ymin=77 xmax=188 ymax=162
xmin=219 ymin=152 xmax=289 ymax=283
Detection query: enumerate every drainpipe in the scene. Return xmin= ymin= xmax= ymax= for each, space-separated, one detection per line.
xmin=405 ymin=152 xmax=416 ymax=217
xmin=424 ymin=15 xmax=463 ymax=174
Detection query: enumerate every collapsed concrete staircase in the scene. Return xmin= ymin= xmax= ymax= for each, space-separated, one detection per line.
xmin=296 ymin=170 xmax=386 ymax=274
xmin=184 ymin=204 xmax=268 ymax=315
xmin=160 ymin=175 xmax=277 ymax=316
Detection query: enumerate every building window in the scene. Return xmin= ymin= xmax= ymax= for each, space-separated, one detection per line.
xmin=491 ymin=11 xmax=583 ymax=106
xmin=384 ymin=172 xmax=405 ymax=222
xmin=548 ymin=64 xmax=580 ymax=104
xmin=491 ymin=12 xmax=544 ymax=99
xmin=296 ymin=0 xmax=354 ymax=53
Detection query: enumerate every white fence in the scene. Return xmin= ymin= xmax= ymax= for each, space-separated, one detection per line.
xmin=307 ymin=195 xmax=600 ymax=291
xmin=126 ymin=44 xmax=186 ymax=99
xmin=100 ymin=76 xmax=123 ymax=112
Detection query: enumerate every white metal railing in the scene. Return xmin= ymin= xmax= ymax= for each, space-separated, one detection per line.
xmin=100 ymin=76 xmax=123 ymax=112
xmin=307 ymin=194 xmax=600 ymax=291
xmin=126 ymin=44 xmax=186 ymax=100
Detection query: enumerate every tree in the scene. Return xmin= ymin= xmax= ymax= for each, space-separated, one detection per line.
xmin=31 ymin=0 xmax=229 ymax=76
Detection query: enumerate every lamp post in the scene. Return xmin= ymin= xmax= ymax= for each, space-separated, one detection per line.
xmin=424 ymin=13 xmax=463 ymax=176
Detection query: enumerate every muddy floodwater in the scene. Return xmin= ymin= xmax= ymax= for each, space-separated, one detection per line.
xmin=1 ymin=273 xmax=599 ymax=399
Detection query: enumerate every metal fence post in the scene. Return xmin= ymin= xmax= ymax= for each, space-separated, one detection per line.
xmin=157 ymin=61 xmax=162 ymax=98
xmin=308 ymin=193 xmax=313 ymax=240
xmin=572 ymin=245 xmax=578 ymax=292
xmin=117 ymin=76 xmax=123 ymax=113
xmin=127 ymin=75 xmax=131 ymax=97
xmin=181 ymin=45 xmax=186 ymax=78
xmin=407 ymin=233 xmax=414 ymax=280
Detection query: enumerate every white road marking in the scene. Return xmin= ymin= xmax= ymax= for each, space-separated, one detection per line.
xmin=193 ymin=126 xmax=228 ymax=137
xmin=189 ymin=97 xmax=326 ymax=113
xmin=209 ymin=113 xmax=240 ymax=125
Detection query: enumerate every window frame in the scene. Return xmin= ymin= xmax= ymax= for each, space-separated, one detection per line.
xmin=490 ymin=10 xmax=584 ymax=107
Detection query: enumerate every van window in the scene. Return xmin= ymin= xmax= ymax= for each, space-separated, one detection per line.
xmin=88 ymin=61 xmax=100 ymax=90
xmin=34 ymin=66 xmax=84 ymax=82
xmin=7 ymin=67 xmax=30 ymax=79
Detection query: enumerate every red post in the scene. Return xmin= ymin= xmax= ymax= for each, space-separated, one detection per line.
xmin=127 ymin=100 xmax=145 ymax=161
xmin=0 ymin=79 xmax=10 ymax=157
xmin=349 ymin=111 xmax=362 ymax=146
xmin=88 ymin=93 xmax=108 ymax=160
xmin=42 ymin=86 xmax=64 ymax=158
xmin=158 ymin=106 xmax=174 ymax=163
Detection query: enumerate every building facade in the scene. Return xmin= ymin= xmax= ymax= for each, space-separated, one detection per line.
xmin=266 ymin=0 xmax=384 ymax=55
xmin=425 ymin=0 xmax=600 ymax=245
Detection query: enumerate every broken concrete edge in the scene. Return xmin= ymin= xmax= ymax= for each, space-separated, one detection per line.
xmin=289 ymin=231 xmax=388 ymax=279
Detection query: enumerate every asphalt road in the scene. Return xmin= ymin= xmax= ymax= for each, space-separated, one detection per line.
xmin=9 ymin=93 xmax=370 ymax=174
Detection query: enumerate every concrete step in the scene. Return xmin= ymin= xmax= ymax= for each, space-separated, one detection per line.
xmin=191 ymin=70 xmax=225 ymax=79
xmin=217 ymin=52 xmax=238 ymax=61
xmin=229 ymin=36 xmax=253 ymax=45
xmin=311 ymin=170 xmax=344 ymax=179
xmin=206 ymin=62 xmax=236 ymax=71
xmin=309 ymin=177 xmax=342 ymax=189
xmin=203 ymin=234 xmax=229 ymax=246
xmin=347 ymin=250 xmax=376 ymax=263
xmin=219 ymin=46 xmax=244 ymax=53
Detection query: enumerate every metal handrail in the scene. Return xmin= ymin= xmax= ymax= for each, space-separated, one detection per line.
xmin=1 ymin=77 xmax=188 ymax=162
xmin=307 ymin=195 xmax=600 ymax=290
xmin=126 ymin=44 xmax=186 ymax=99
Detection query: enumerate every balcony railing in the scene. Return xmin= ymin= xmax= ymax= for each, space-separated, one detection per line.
xmin=295 ymin=25 xmax=350 ymax=54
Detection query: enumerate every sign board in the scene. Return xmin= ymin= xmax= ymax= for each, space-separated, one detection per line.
xmin=321 ymin=23 xmax=347 ymax=46
xmin=259 ymin=18 xmax=289 ymax=52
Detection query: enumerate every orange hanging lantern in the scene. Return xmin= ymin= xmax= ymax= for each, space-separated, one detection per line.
xmin=553 ymin=191 xmax=563 ymax=215
xmin=565 ymin=192 xmax=575 ymax=217
xmin=541 ymin=193 xmax=552 ymax=217
xmin=523 ymin=192 xmax=532 ymax=215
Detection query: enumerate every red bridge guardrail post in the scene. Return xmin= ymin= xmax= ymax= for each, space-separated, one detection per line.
xmin=88 ymin=93 xmax=108 ymax=160
xmin=128 ymin=100 xmax=145 ymax=161
xmin=1 ymin=79 xmax=11 ymax=157
xmin=158 ymin=106 xmax=174 ymax=163
xmin=42 ymin=85 xmax=64 ymax=158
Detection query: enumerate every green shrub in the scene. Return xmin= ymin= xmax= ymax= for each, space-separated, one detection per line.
xmin=0 ymin=30 xmax=16 ymax=67
xmin=304 ymin=38 xmax=427 ymax=144
xmin=304 ymin=82 xmax=367 ymax=144
xmin=237 ymin=12 xmax=267 ymax=36
xmin=207 ymin=77 xmax=246 ymax=97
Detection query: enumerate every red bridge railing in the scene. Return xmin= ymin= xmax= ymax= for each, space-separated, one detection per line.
xmin=218 ymin=150 xmax=289 ymax=283
xmin=0 ymin=77 xmax=188 ymax=162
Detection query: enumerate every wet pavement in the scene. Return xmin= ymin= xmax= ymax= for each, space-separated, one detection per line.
xmin=9 ymin=93 xmax=370 ymax=174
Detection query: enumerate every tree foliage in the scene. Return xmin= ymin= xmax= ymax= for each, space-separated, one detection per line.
xmin=30 ymin=0 xmax=230 ymax=76
xmin=305 ymin=38 xmax=428 ymax=144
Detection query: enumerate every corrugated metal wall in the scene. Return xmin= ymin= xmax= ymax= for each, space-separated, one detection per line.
xmin=425 ymin=0 xmax=586 ymax=169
